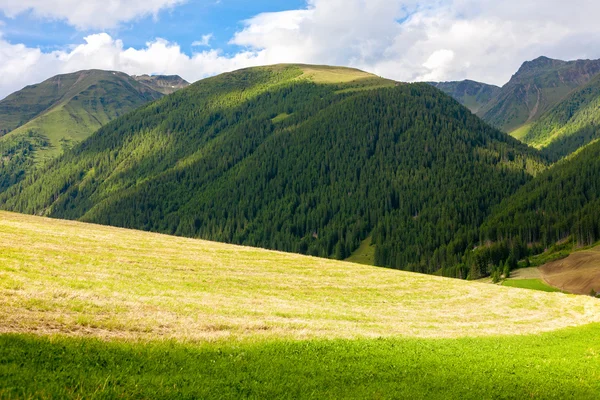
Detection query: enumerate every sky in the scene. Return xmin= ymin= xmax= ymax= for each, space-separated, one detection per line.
xmin=0 ymin=0 xmax=599 ymax=99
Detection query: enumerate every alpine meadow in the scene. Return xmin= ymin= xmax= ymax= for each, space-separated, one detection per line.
xmin=2 ymin=1 xmax=600 ymax=398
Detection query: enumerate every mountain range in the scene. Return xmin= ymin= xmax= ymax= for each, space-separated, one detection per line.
xmin=431 ymin=56 xmax=600 ymax=160
xmin=0 ymin=64 xmax=546 ymax=276
xmin=1 ymin=59 xmax=600 ymax=281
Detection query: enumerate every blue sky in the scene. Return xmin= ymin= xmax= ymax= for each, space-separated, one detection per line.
xmin=0 ymin=0 xmax=599 ymax=99
xmin=0 ymin=0 xmax=306 ymax=54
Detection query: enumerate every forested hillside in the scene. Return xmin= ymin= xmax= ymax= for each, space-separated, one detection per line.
xmin=0 ymin=65 xmax=546 ymax=275
xmin=469 ymin=138 xmax=600 ymax=278
xmin=520 ymin=74 xmax=600 ymax=160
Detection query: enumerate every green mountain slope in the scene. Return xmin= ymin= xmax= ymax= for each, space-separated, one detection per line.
xmin=0 ymin=72 xmax=88 ymax=137
xmin=0 ymin=70 xmax=189 ymax=193
xmin=519 ymin=73 xmax=600 ymax=160
xmin=428 ymin=80 xmax=500 ymax=113
xmin=479 ymin=138 xmax=600 ymax=258
xmin=0 ymin=64 xmax=546 ymax=276
xmin=1 ymin=70 xmax=165 ymax=159
xmin=478 ymin=56 xmax=600 ymax=133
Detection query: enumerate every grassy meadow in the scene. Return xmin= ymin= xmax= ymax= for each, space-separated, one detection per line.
xmin=345 ymin=236 xmax=376 ymax=265
xmin=3 ymin=325 xmax=600 ymax=399
xmin=502 ymin=279 xmax=563 ymax=293
xmin=2 ymin=210 xmax=600 ymax=398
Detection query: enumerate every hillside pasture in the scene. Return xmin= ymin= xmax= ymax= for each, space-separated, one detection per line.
xmin=1 ymin=211 xmax=600 ymax=342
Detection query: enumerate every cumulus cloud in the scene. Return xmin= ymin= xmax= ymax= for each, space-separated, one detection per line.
xmin=228 ymin=0 xmax=600 ymax=85
xmin=0 ymin=0 xmax=186 ymax=29
xmin=2 ymin=0 xmax=600 ymax=98
xmin=0 ymin=33 xmax=265 ymax=98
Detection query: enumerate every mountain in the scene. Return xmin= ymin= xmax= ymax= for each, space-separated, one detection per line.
xmin=0 ymin=70 xmax=165 ymax=138
xmin=478 ymin=56 xmax=600 ymax=134
xmin=429 ymin=57 xmax=600 ymax=159
xmin=518 ymin=73 xmax=600 ymax=160
xmin=133 ymin=74 xmax=190 ymax=95
xmin=428 ymin=80 xmax=500 ymax=114
xmin=0 ymin=70 xmax=188 ymax=193
xmin=0 ymin=64 xmax=546 ymax=276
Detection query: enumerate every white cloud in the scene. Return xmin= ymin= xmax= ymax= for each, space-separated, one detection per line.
xmin=421 ymin=49 xmax=455 ymax=81
xmin=192 ymin=34 xmax=213 ymax=47
xmin=3 ymin=0 xmax=600 ymax=99
xmin=0 ymin=0 xmax=186 ymax=29
xmin=228 ymin=0 xmax=600 ymax=85
xmin=0 ymin=33 xmax=266 ymax=98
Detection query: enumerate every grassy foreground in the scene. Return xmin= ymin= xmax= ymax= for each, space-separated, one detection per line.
xmin=2 ymin=325 xmax=600 ymax=399
xmin=2 ymin=211 xmax=600 ymax=398
xmin=503 ymin=279 xmax=563 ymax=293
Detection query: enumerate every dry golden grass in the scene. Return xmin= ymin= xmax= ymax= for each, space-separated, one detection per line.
xmin=1 ymin=211 xmax=600 ymax=342
xmin=297 ymin=65 xmax=378 ymax=83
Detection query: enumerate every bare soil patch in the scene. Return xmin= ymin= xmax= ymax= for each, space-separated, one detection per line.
xmin=540 ymin=247 xmax=600 ymax=295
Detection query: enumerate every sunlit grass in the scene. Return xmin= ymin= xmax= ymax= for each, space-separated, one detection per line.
xmin=345 ymin=236 xmax=375 ymax=265
xmin=503 ymin=279 xmax=562 ymax=293
xmin=2 ymin=324 xmax=600 ymax=399
xmin=2 ymin=211 xmax=600 ymax=342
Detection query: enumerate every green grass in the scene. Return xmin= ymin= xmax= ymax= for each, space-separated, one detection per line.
xmin=271 ymin=112 xmax=292 ymax=123
xmin=510 ymin=123 xmax=533 ymax=141
xmin=345 ymin=235 xmax=375 ymax=265
xmin=7 ymin=104 xmax=108 ymax=161
xmin=2 ymin=211 xmax=600 ymax=397
xmin=502 ymin=279 xmax=562 ymax=293
xmin=297 ymin=65 xmax=378 ymax=84
xmin=2 ymin=324 xmax=600 ymax=399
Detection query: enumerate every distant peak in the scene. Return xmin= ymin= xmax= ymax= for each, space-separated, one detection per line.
xmin=516 ymin=56 xmax=565 ymax=74
xmin=530 ymin=56 xmax=555 ymax=63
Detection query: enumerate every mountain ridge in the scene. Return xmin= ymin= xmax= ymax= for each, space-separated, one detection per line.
xmin=0 ymin=69 xmax=190 ymax=136
xmin=428 ymin=57 xmax=600 ymax=136
xmin=478 ymin=56 xmax=600 ymax=133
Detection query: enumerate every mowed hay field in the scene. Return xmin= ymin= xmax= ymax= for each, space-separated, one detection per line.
xmin=2 ymin=211 xmax=600 ymax=398
xmin=2 ymin=210 xmax=599 ymax=341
